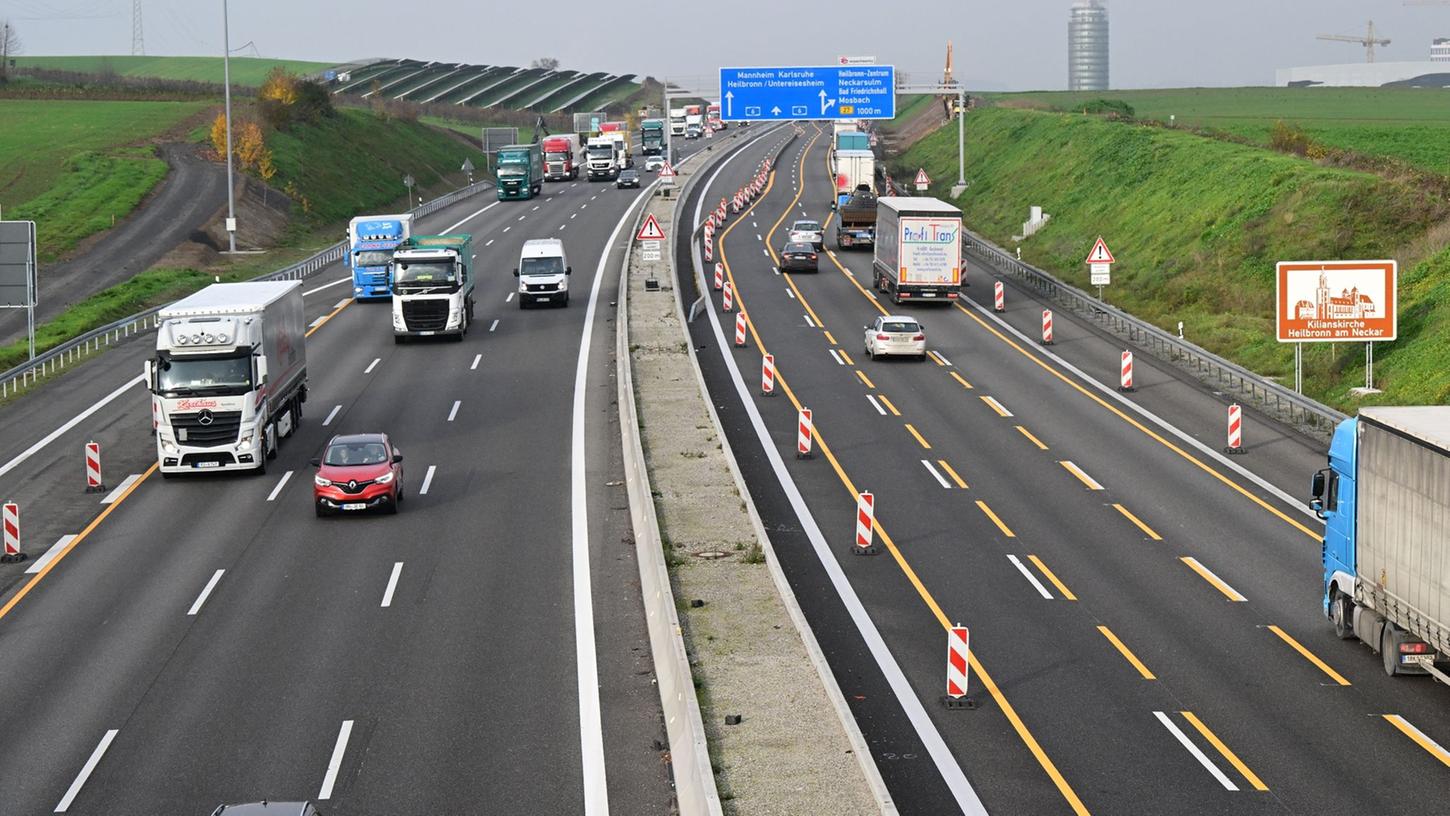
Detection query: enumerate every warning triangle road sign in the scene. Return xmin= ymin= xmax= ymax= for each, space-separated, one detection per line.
xmin=913 ymin=168 xmax=931 ymax=187
xmin=659 ymin=161 xmax=676 ymax=178
xmin=1085 ymin=236 xmax=1115 ymax=264
xmin=636 ymin=213 xmax=666 ymax=241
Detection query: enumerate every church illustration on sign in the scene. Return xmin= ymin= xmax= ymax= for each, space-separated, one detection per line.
xmin=1294 ymin=271 xmax=1377 ymax=320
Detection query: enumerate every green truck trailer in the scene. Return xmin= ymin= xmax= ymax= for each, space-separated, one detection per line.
xmin=496 ymin=144 xmax=544 ymax=200
xmin=640 ymin=119 xmax=666 ymax=155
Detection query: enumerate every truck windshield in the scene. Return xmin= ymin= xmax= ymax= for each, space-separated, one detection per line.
xmin=394 ymin=260 xmax=457 ymax=287
xmin=498 ymin=164 xmax=526 ymax=177
xmin=545 ymin=152 xmax=569 ymax=162
xmin=520 ymin=256 xmax=565 ymax=276
xmin=587 ymin=146 xmax=613 ymax=158
xmin=157 ymin=354 xmax=252 ymax=396
xmin=354 ymin=250 xmax=393 ymax=267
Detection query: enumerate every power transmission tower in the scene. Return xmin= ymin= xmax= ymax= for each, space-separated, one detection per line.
xmin=131 ymin=0 xmax=144 ymax=56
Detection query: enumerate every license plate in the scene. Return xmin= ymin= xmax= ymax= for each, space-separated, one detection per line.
xmin=419 ymin=331 xmax=435 ymax=336
xmin=343 ymin=503 xmax=367 ymax=511
xmin=193 ymin=461 xmax=220 ymax=469
xmin=922 ymin=293 xmax=937 ymax=298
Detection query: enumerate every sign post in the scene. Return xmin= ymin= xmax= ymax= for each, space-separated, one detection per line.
xmin=1276 ymin=260 xmax=1397 ymax=394
xmin=913 ymin=168 xmax=931 ymax=192
xmin=719 ymin=65 xmax=896 ymax=122
xmin=1085 ymin=236 xmax=1115 ymax=300
xmin=0 ymin=220 xmax=38 ymax=360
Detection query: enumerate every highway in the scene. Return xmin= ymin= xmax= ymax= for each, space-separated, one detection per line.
xmin=679 ymin=123 xmax=1450 ymax=814
xmin=0 ymin=138 xmax=714 ymax=813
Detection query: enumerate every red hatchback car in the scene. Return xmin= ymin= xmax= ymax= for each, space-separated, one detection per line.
xmin=311 ymin=433 xmax=404 ymax=516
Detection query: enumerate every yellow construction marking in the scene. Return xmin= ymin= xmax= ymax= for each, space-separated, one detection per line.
xmin=1112 ymin=503 xmax=1163 ymax=541
xmin=1016 ymin=425 xmax=1049 ymax=450
xmin=1097 ymin=626 xmax=1156 ymax=680
xmin=950 ymin=371 xmax=974 ymax=390
xmin=1180 ymin=711 xmax=1270 ymax=791
xmin=1059 ymin=460 xmax=1105 ymax=491
xmin=855 ymin=370 xmax=876 ymax=389
xmin=976 ymin=500 xmax=1016 ymax=538
xmin=927 ymin=350 xmax=948 ymax=366
xmin=763 ymin=130 xmax=821 ymax=266
xmin=1028 ymin=555 xmax=1077 ymax=601
xmin=938 ymin=460 xmax=969 ymax=489
xmin=904 ymin=423 xmax=932 ymax=450
xmin=1383 ymin=715 xmax=1450 ymax=769
xmin=876 ymin=394 xmax=902 ymax=417
xmin=823 ymin=330 xmax=838 ymax=346
xmin=1180 ymin=556 xmax=1248 ymax=602
xmin=837 ymin=349 xmax=855 ymax=366
xmin=1266 ymin=625 xmax=1351 ymax=686
xmin=981 ymin=395 xmax=1011 ymax=417
xmin=306 ymin=298 xmax=353 ymax=337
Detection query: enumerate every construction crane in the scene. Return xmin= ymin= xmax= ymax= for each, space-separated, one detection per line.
xmin=1317 ymin=20 xmax=1391 ymax=63
xmin=941 ymin=41 xmax=957 ymax=119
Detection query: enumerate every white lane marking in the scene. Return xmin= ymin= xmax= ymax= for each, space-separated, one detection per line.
xmin=774 ymin=267 xmax=781 ymax=275
xmin=27 ymin=534 xmax=76 ymax=574
xmin=506 ymin=292 xmax=515 ymax=303
xmin=786 ymin=288 xmax=796 ymax=300
xmin=380 ymin=562 xmax=403 ymax=608
xmin=804 ymin=313 xmax=815 ymax=327
xmin=485 ymin=239 xmax=495 ymax=247
xmin=865 ymin=395 xmax=887 ymax=416
xmin=571 ymin=182 xmax=578 ymax=188
xmin=489 ymin=319 xmax=500 ymax=332
xmin=100 ymin=474 xmax=142 ymax=504
xmin=591 ymin=194 xmax=598 ymax=200
xmin=829 ymin=350 xmax=845 ymax=366
xmin=533 ymin=204 xmax=541 ymax=211
xmin=333 ymin=298 xmax=350 ymax=310
xmin=1007 ymin=554 xmax=1054 ymax=599
xmin=981 ymin=395 xmax=1013 ymax=416
xmin=364 ymin=358 xmax=380 ymax=374
xmin=302 ymin=276 xmax=351 ymax=297
xmin=762 ymin=248 xmax=770 ymax=257
xmin=1060 ymin=460 xmax=1104 ymax=490
xmin=1154 ymin=711 xmax=1238 ymax=791
xmin=581 ymin=203 xmax=588 ymax=209
xmin=752 ymin=221 xmax=758 ymax=228
xmin=470 ymin=354 xmax=482 ymax=370
xmin=187 ymin=569 xmax=226 ymax=615
xmin=54 ymin=729 xmax=119 ymax=812
xmin=930 ymin=350 xmax=953 ymax=366
xmin=1384 ymin=715 xmax=1450 ymax=765
xmin=0 ymin=370 xmax=140 ymax=481
xmin=266 ymin=470 xmax=294 ymax=502
xmin=571 ymin=212 xmax=578 ymax=219
xmin=322 ymin=405 xmax=342 ymax=426
xmin=922 ymin=460 xmax=952 ymax=489
xmin=317 ymin=720 xmax=354 ymax=800
xmin=419 ymin=465 xmax=436 ymax=495
xmin=447 ymin=400 xmax=461 ymax=422
xmin=504 ymin=226 xmax=511 ymax=233
xmin=309 ymin=316 xmax=327 ymax=329
xmin=517 ymin=214 xmax=527 ymax=222
xmin=442 ymin=200 xmax=499 ymax=233
xmin=757 ymin=233 xmax=763 ymax=241
xmin=560 ymin=224 xmax=567 ymax=231
xmin=690 ymin=141 xmax=987 ymax=816
xmin=1182 ymin=556 xmax=1248 ymax=602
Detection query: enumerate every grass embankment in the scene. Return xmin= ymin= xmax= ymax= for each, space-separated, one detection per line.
xmin=989 ymin=88 xmax=1450 ymax=177
xmin=13 ymin=55 xmax=335 ymax=85
xmin=0 ymin=99 xmax=209 ymax=260
xmin=896 ymin=107 xmax=1450 ymax=407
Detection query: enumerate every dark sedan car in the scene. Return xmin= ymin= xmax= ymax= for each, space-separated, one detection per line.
xmin=780 ymin=241 xmax=819 ymax=273
xmin=616 ymin=168 xmax=641 ymax=189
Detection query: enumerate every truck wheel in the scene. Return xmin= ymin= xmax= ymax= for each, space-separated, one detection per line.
xmin=1332 ymin=594 xmax=1355 ymax=639
xmin=1382 ymin=627 xmax=1402 ymax=677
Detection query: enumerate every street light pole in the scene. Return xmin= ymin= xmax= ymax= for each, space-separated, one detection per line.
xmin=221 ymin=0 xmax=237 ymax=253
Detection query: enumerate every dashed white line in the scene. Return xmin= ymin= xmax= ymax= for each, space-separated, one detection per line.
xmin=532 ymin=204 xmax=541 ymax=211
xmin=591 ymin=194 xmax=598 ymax=200
xmin=503 ymin=226 xmax=512 ymax=233
xmin=930 ymin=350 xmax=954 ymax=366
xmin=981 ymin=395 xmax=1013 ymax=417
xmin=470 ymin=353 xmax=482 ymax=370
xmin=364 ymin=358 xmax=380 ymax=374
xmin=489 ymin=319 xmax=500 ymax=332
xmin=804 ymin=313 xmax=816 ymax=327
xmin=447 ymin=400 xmax=461 ymax=422
xmin=865 ymin=395 xmax=887 ymax=416
xmin=517 ymin=214 xmax=527 ymax=221
xmin=266 ymin=470 xmax=294 ymax=502
xmin=380 ymin=562 xmax=403 ymax=608
xmin=100 ymin=474 xmax=142 ymax=504
xmin=921 ymin=460 xmax=952 ymax=489
xmin=322 ymin=405 xmax=342 ymax=426
xmin=786 ymin=289 xmax=796 ymax=300
xmin=1060 ymin=460 xmax=1105 ymax=490
xmin=1154 ymin=711 xmax=1238 ymax=791
xmin=420 ymin=465 xmax=437 ymax=495
xmin=559 ymin=224 xmax=567 ymax=231
xmin=581 ymin=203 xmax=588 ymax=209
xmin=571 ymin=212 xmax=578 ymax=219
xmin=1007 ymin=554 xmax=1054 ymax=599
xmin=317 ymin=720 xmax=354 ymax=800
xmin=27 ymin=534 xmax=76 ymax=574
xmin=757 ymin=233 xmax=763 ymax=241
xmin=762 ymin=248 xmax=770 ymax=257
xmin=188 ymin=569 xmax=226 ymax=615
xmin=506 ymin=292 xmax=515 ymax=303
xmin=829 ymin=349 xmax=846 ymax=366
xmin=308 ymin=316 xmax=327 ymax=329
xmin=485 ymin=239 xmax=495 ymax=247
xmin=54 ymin=729 xmax=119 ymax=812
xmin=332 ymin=299 xmax=350 ymax=310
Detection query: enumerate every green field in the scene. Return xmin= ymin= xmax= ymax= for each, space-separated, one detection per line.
xmin=14 ymin=55 xmax=336 ymax=86
xmin=0 ymin=99 xmax=210 ymax=259
xmin=988 ymin=87 xmax=1450 ymax=175
xmin=896 ymin=106 xmax=1450 ymax=408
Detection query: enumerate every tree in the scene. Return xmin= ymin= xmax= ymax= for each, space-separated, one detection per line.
xmin=236 ymin=121 xmax=267 ymax=171
xmin=530 ymin=57 xmax=560 ymax=71
xmin=0 ymin=20 xmax=22 ymax=83
xmin=259 ymin=66 xmax=299 ymax=106
xmin=209 ymin=112 xmax=229 ymax=159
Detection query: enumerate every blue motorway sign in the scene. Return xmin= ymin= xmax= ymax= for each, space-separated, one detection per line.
xmin=719 ymin=65 xmax=895 ymax=122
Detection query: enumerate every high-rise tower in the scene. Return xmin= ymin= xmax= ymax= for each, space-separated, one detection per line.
xmin=1068 ymin=0 xmax=1109 ymax=91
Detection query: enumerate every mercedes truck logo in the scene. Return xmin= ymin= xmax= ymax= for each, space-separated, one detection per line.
xmin=198 ymin=409 xmax=215 ymax=426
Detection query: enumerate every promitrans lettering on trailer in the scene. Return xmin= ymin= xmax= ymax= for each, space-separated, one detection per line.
xmin=902 ymin=222 xmax=959 ymax=243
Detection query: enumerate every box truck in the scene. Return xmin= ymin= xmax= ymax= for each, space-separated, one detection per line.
xmin=347 ymin=214 xmax=413 ymax=301
xmin=542 ymin=134 xmax=582 ymax=181
xmin=391 ymin=234 xmax=476 ymax=341
xmin=1313 ymin=406 xmax=1450 ymax=682
xmin=872 ymin=197 xmax=963 ymax=304
xmin=668 ymin=107 xmax=687 ymax=137
xmin=149 ymin=281 xmax=307 ymax=476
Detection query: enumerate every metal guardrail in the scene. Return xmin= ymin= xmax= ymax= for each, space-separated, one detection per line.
xmin=0 ymin=179 xmax=493 ymax=403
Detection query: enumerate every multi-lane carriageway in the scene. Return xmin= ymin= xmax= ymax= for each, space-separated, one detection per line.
xmin=0 ymin=135 xmax=719 ymax=813
xmin=681 ymin=123 xmax=1450 ymax=814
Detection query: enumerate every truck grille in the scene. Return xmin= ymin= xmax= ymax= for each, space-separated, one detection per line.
xmin=172 ymin=410 xmax=242 ymax=447
xmin=402 ymin=299 xmax=449 ymax=332
xmin=526 ymin=283 xmax=558 ymax=293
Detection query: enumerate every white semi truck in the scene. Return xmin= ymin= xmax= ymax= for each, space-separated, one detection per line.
xmin=391 ymin=234 xmax=476 ymax=341
xmin=668 ymin=107 xmax=687 ymax=137
xmin=149 ymin=281 xmax=307 ymax=476
xmin=872 ymin=197 xmax=963 ymax=304
xmin=585 ymin=136 xmax=620 ymax=180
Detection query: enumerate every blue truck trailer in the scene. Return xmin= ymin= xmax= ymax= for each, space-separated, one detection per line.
xmin=347 ymin=214 xmax=413 ymax=301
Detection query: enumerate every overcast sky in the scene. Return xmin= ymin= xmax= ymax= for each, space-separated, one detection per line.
xmin=3 ymin=0 xmax=1448 ymax=90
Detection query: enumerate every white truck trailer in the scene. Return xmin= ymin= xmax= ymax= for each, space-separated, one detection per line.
xmin=871 ymin=197 xmax=963 ymax=304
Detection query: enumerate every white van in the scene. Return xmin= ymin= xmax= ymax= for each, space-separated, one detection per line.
xmin=514 ymin=238 xmax=571 ymax=308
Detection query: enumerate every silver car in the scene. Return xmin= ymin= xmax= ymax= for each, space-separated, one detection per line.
xmin=864 ymin=315 xmax=927 ymax=360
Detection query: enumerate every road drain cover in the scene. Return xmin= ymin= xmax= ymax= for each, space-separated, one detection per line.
xmin=694 ymin=550 xmax=731 ymax=559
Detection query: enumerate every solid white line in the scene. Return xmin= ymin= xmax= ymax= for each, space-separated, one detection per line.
xmin=266 ymin=470 xmax=294 ymax=502
xmin=54 ymin=729 xmax=118 ymax=812
xmin=100 ymin=474 xmax=141 ymax=504
xmin=447 ymin=400 xmax=461 ymax=422
xmin=0 ymin=375 xmax=146 ymax=482
xmin=470 ymin=354 xmax=482 ymax=370
xmin=691 ymin=147 xmax=988 ymax=816
xmin=380 ymin=562 xmax=403 ymax=608
xmin=982 ymin=395 xmax=1013 ymax=417
xmin=804 ymin=313 xmax=815 ymax=327
xmin=1007 ymin=554 xmax=1054 ymax=599
xmin=1154 ymin=711 xmax=1238 ymax=791
xmin=27 ymin=534 xmax=76 ymax=574
xmin=1060 ymin=460 xmax=1104 ymax=490
xmin=419 ymin=465 xmax=436 ymax=495
xmin=489 ymin=319 xmax=500 ymax=332
xmin=317 ymin=720 xmax=354 ymax=800
xmin=364 ymin=358 xmax=380 ymax=374
xmin=302 ymin=276 xmax=351 ymax=296
xmin=786 ymin=289 xmax=796 ymax=300
xmin=322 ymin=405 xmax=342 ymax=426
xmin=309 ymin=316 xmax=327 ymax=328
xmin=865 ymin=395 xmax=887 ymax=415
xmin=333 ymin=298 xmax=350 ymax=310
xmin=922 ymin=460 xmax=952 ymax=489
xmin=829 ymin=350 xmax=845 ymax=366
xmin=188 ymin=569 xmax=225 ymax=615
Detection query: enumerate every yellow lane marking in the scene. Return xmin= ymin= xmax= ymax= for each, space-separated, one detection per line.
xmin=1180 ymin=711 xmax=1269 ymax=791
xmin=855 ymin=370 xmax=876 ymax=389
xmin=823 ymin=330 xmax=838 ymax=346
xmin=306 ymin=298 xmax=353 ymax=337
xmin=938 ymin=459 xmax=969 ymax=489
xmin=904 ymin=423 xmax=932 ymax=450
xmin=954 ymin=302 xmax=1320 ymax=542
xmin=0 ymin=462 xmax=158 ymax=624
xmin=1112 ymin=503 xmax=1162 ymax=541
xmin=837 ymin=349 xmax=855 ymax=366
xmin=763 ymin=130 xmax=820 ymax=266
xmin=980 ymin=395 xmax=1012 ymax=417
xmin=927 ymin=350 xmax=948 ymax=366
xmin=1016 ymin=425 xmax=1049 ymax=450
xmin=976 ymin=500 xmax=1016 ymax=538
xmin=1097 ymin=626 xmax=1156 ymax=680
xmin=1028 ymin=555 xmax=1077 ymax=601
xmin=1266 ymin=625 xmax=1351 ymax=686
xmin=1059 ymin=460 xmax=1105 ymax=491
xmin=1383 ymin=715 xmax=1450 ymax=769
xmin=950 ymin=371 xmax=974 ymax=390
xmin=876 ymin=394 xmax=902 ymax=416
xmin=1180 ymin=556 xmax=1248 ymax=602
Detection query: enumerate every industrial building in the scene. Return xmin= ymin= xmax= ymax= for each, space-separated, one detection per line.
xmin=1434 ymin=37 xmax=1450 ymax=62
xmin=1068 ymin=0 xmax=1109 ymax=91
xmin=1275 ymin=61 xmax=1450 ymax=87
